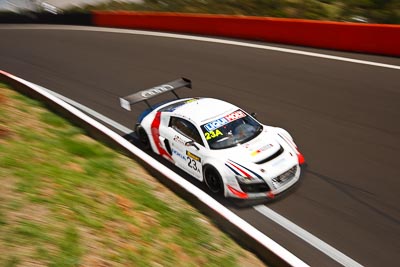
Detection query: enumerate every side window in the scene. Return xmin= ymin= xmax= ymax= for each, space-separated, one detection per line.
xmin=170 ymin=117 xmax=204 ymax=146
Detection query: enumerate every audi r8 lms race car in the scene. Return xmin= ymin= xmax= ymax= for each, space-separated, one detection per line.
xmin=120 ymin=78 xmax=305 ymax=199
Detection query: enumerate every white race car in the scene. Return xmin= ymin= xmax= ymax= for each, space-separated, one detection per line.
xmin=120 ymin=78 xmax=305 ymax=199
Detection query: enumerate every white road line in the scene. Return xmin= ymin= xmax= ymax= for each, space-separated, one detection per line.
xmin=1 ymin=25 xmax=399 ymax=70
xmin=38 ymin=83 xmax=363 ymax=267
xmin=37 ymin=85 xmax=133 ymax=134
xmin=254 ymin=205 xmax=364 ymax=267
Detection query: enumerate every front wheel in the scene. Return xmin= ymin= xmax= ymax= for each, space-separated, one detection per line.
xmin=204 ymin=165 xmax=224 ymax=195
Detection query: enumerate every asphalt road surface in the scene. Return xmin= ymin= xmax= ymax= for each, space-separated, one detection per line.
xmin=1 ymin=25 xmax=399 ymax=266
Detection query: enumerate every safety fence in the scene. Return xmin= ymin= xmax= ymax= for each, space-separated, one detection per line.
xmin=1 ymin=11 xmax=398 ymax=56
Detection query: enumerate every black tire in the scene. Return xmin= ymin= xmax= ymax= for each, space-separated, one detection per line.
xmin=136 ymin=126 xmax=151 ymax=150
xmin=204 ymin=165 xmax=224 ymax=195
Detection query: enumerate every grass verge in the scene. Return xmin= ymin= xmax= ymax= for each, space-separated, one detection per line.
xmin=0 ymin=83 xmax=265 ymax=266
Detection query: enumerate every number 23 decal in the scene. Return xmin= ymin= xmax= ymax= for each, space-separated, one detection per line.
xmin=187 ymin=157 xmax=200 ymax=173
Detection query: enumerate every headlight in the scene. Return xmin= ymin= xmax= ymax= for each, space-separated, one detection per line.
xmin=235 ymin=175 xmax=265 ymax=184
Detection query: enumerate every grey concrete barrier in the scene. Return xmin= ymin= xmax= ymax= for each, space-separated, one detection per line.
xmin=0 ymin=11 xmax=92 ymax=25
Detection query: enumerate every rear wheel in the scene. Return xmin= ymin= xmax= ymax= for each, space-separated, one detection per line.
xmin=204 ymin=165 xmax=224 ymax=195
xmin=136 ymin=126 xmax=150 ymax=150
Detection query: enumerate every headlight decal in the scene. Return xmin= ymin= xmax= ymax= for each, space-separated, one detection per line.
xmin=225 ymin=163 xmax=241 ymax=176
xmin=226 ymin=160 xmax=263 ymax=180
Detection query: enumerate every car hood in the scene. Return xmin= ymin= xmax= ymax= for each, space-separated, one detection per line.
xmin=224 ymin=130 xmax=281 ymax=164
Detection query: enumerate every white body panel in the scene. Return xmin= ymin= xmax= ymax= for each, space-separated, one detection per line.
xmin=139 ymin=97 xmax=304 ymax=199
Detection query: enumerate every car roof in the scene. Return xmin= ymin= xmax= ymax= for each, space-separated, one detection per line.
xmin=161 ymin=98 xmax=239 ymax=125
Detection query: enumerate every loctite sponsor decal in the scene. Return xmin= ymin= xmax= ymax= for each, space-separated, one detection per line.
xmin=204 ymin=110 xmax=246 ymax=131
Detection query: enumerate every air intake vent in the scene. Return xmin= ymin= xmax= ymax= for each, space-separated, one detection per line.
xmin=255 ymin=145 xmax=284 ymax=164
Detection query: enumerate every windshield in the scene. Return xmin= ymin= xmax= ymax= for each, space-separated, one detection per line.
xmin=201 ymin=110 xmax=263 ymax=149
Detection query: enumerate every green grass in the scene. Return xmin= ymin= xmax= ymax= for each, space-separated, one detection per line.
xmin=0 ymin=210 xmax=6 ymax=226
xmin=0 ymin=84 xmax=264 ymax=266
xmin=40 ymin=112 xmax=68 ymax=127
xmin=50 ymin=226 xmax=82 ymax=267
xmin=3 ymin=256 xmax=20 ymax=267
xmin=14 ymin=220 xmax=47 ymax=240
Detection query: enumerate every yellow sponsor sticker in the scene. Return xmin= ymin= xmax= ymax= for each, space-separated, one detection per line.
xmin=204 ymin=129 xmax=223 ymax=140
xmin=251 ymin=151 xmax=259 ymax=157
xmin=186 ymin=151 xmax=201 ymax=162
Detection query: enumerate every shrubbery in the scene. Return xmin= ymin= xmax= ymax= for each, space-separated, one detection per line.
xmin=75 ymin=0 xmax=399 ymax=24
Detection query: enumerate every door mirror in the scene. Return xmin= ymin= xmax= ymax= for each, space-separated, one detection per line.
xmin=185 ymin=140 xmax=199 ymax=150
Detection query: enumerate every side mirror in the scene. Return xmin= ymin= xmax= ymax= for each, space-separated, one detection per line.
xmin=185 ymin=140 xmax=199 ymax=150
xmin=251 ymin=112 xmax=257 ymax=119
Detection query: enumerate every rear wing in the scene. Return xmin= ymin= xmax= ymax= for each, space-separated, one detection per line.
xmin=120 ymin=77 xmax=192 ymax=111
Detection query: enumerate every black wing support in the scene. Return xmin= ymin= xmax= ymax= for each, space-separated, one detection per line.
xmin=120 ymin=77 xmax=192 ymax=111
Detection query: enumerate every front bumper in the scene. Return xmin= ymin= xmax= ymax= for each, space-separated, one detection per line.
xmin=227 ymin=164 xmax=301 ymax=199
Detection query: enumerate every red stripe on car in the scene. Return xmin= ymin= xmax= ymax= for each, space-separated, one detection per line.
xmin=228 ymin=185 xmax=248 ymax=199
xmin=151 ymin=112 xmax=173 ymax=161
xmin=228 ymin=161 xmax=251 ymax=178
